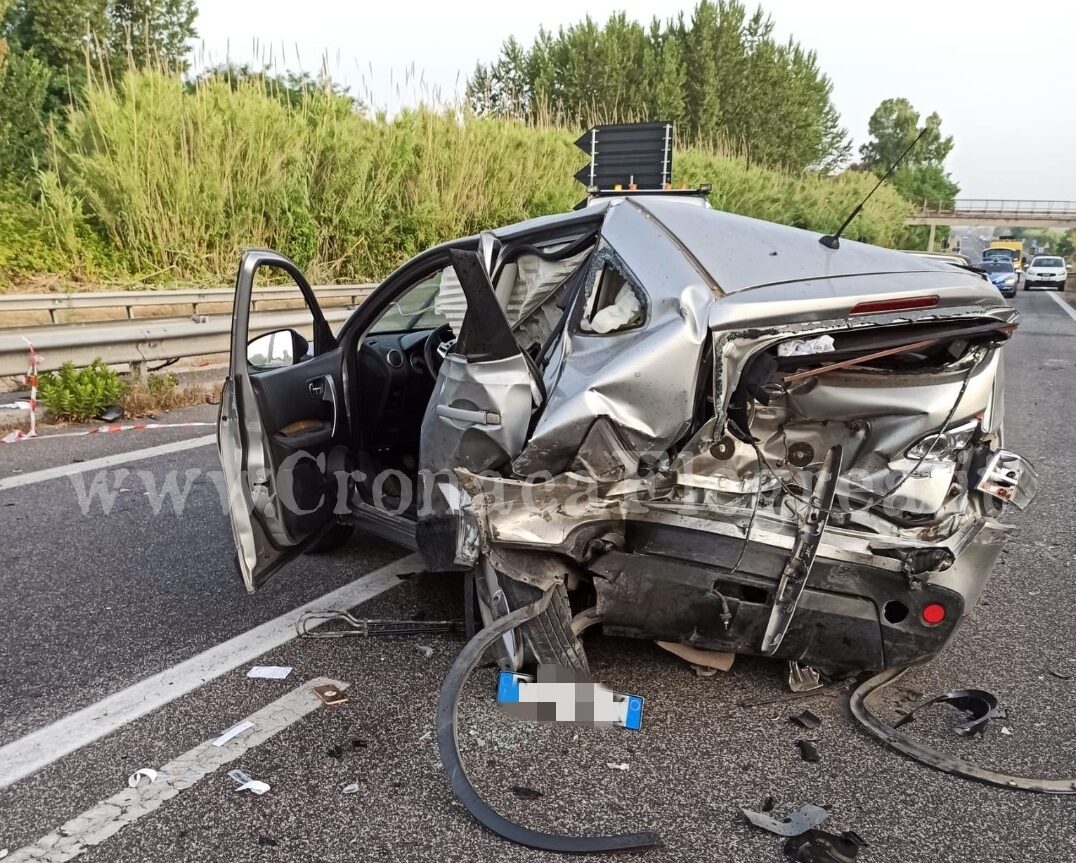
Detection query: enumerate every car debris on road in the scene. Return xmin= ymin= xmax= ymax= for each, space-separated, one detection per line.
xmin=228 ymin=769 xmax=270 ymax=795
xmin=311 ymin=684 xmax=348 ymax=706
xmin=247 ymin=665 xmax=293 ymax=679
xmin=211 ymin=720 xmax=253 ymax=747
xmin=127 ymin=768 xmax=158 ymax=788
xmin=784 ymin=828 xmax=867 ymax=863
xmin=893 ymin=686 xmax=1001 ymax=738
xmin=742 ymin=803 xmax=829 ymax=837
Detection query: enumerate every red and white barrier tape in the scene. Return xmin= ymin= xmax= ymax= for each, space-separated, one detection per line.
xmin=1 ymin=339 xmax=40 ymax=443
xmin=2 ymin=420 xmax=215 ymax=443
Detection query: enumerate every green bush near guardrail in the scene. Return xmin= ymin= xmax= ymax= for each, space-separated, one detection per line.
xmin=37 ymin=358 xmax=125 ymax=421
xmin=0 ymin=70 xmax=911 ymax=290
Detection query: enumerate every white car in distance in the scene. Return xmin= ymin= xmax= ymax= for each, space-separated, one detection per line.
xmin=1024 ymin=255 xmax=1068 ymax=291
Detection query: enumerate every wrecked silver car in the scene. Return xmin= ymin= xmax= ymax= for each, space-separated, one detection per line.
xmin=219 ymin=187 xmax=1037 ymax=679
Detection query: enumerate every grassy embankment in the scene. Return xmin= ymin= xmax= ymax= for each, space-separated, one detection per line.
xmin=0 ymin=70 xmax=910 ymax=292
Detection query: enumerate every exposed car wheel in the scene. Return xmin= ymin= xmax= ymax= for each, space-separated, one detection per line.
xmin=499 ymin=575 xmax=589 ymax=672
xmin=304 ymin=522 xmax=355 ymax=554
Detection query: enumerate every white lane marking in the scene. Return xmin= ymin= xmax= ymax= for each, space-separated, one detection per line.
xmin=5 ymin=677 xmax=348 ymax=863
xmin=0 ymin=434 xmax=215 ymax=491
xmin=1045 ymin=290 xmax=1076 ymax=326
xmin=0 ymin=554 xmax=419 ymax=789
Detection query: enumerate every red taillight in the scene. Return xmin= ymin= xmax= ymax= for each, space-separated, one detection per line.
xmin=921 ymin=603 xmax=946 ymax=625
xmin=850 ymin=295 xmax=940 ymax=316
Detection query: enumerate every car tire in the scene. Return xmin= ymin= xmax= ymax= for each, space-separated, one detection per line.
xmin=304 ymin=522 xmax=355 ymax=554
xmin=499 ymin=575 xmax=589 ymax=672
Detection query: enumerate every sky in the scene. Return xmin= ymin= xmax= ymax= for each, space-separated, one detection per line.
xmin=190 ymin=0 xmax=1076 ymax=200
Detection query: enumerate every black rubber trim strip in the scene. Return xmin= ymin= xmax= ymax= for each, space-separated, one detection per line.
xmin=850 ymin=669 xmax=1076 ymax=794
xmin=435 ymin=591 xmax=664 ymax=853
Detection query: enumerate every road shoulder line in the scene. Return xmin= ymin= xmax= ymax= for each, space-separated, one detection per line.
xmin=0 ymin=554 xmax=418 ymax=789
xmin=4 ymin=677 xmax=349 ymax=863
xmin=0 ymin=434 xmax=216 ymax=491
xmin=1045 ymin=290 xmax=1076 ymax=325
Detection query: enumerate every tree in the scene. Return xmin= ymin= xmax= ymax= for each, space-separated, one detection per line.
xmin=0 ymin=48 xmax=49 ymax=180
xmin=107 ymin=0 xmax=196 ymax=72
xmin=2 ymin=0 xmax=197 ymax=116
xmin=859 ymin=98 xmax=958 ymax=209
xmin=466 ymin=1 xmax=851 ymax=173
xmin=188 ymin=63 xmax=362 ymax=111
xmin=859 ymin=97 xmax=953 ymax=172
xmin=3 ymin=0 xmax=109 ymax=115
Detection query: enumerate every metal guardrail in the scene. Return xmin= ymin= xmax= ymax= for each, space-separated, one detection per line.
xmin=0 ymin=284 xmax=375 ymax=324
xmin=914 ymin=199 xmax=1076 ymax=217
xmin=0 ymin=284 xmax=374 ymax=377
xmin=0 ymin=308 xmax=354 ymax=377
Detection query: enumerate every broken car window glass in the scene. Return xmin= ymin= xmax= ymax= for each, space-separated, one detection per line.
xmin=370 ymin=266 xmax=459 ymax=334
xmin=579 ymin=259 xmax=644 ymax=334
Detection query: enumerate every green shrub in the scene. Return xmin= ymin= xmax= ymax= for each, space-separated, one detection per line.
xmin=37 ymin=359 xmax=125 ymax=422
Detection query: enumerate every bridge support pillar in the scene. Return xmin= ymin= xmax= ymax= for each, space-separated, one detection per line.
xmin=927 ymin=223 xmax=937 ymax=252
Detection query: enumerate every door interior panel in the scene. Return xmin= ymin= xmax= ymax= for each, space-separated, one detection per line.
xmin=248 ymin=347 xmax=346 ymax=537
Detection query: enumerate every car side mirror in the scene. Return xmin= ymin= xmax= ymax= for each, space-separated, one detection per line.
xmin=247 ymin=328 xmax=310 ymax=370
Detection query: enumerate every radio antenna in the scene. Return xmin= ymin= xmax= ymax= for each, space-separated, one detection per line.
xmin=820 ymin=127 xmax=928 ymax=249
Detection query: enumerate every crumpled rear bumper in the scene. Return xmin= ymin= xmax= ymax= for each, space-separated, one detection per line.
xmin=587 ymin=517 xmax=1009 ymax=674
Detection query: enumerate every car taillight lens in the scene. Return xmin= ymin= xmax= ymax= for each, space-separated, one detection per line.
xmin=907 ymin=420 xmax=979 ymax=460
xmin=921 ymin=603 xmax=946 ymax=625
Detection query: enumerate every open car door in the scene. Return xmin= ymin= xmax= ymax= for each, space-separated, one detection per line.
xmin=218 ymin=250 xmax=350 ymax=591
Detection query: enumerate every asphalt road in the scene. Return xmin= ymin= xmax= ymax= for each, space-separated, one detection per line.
xmin=1 ymin=290 xmax=1075 ymax=863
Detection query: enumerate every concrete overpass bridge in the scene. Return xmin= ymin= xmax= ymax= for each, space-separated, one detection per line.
xmin=907 ymin=199 xmax=1076 ymax=250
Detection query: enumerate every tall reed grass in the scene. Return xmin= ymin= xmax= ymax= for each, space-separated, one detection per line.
xmin=4 ymin=69 xmax=910 ymax=288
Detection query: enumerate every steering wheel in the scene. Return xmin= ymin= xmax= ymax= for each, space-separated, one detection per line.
xmin=423 ymin=322 xmax=455 ymax=378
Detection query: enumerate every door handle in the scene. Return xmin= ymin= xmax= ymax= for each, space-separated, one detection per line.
xmin=436 ymin=404 xmax=501 ymax=425
xmin=306 ymin=375 xmax=338 ymax=437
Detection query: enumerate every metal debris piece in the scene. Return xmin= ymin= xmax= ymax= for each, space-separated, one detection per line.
xmin=212 ymin=720 xmax=254 ymax=747
xmin=325 ymin=744 xmax=344 ymax=759
xmin=788 ymin=661 xmax=823 ymax=693
xmin=418 ymin=730 xmax=432 ymax=742
xmin=784 ymin=829 xmax=865 ymax=863
xmin=247 ymin=665 xmax=292 ymax=679
xmin=656 ymin=641 xmax=735 ymax=674
xmin=342 ymin=783 xmax=361 ymax=795
xmin=742 ymin=804 xmax=829 ymax=837
xmin=893 ymin=687 xmax=1000 ymax=738
xmin=312 ymin=684 xmax=348 ymax=706
xmin=1001 ymin=726 xmax=1012 ymax=736
xmin=850 ymin=668 xmax=1076 ymax=794
xmin=790 ymin=710 xmax=822 ymax=730
xmin=97 ymin=405 xmax=123 ymax=422
xmin=512 ymin=786 xmax=544 ymax=800
xmin=1047 ymin=667 xmax=1072 ymax=680
xmin=796 ymin=740 xmax=820 ymax=763
xmin=416 ymin=644 xmax=435 ymax=659
xmin=127 ymin=768 xmax=158 ymax=788
xmin=228 ymin=769 xmax=270 ymax=795
xmin=606 ymin=762 xmax=630 ymax=771
xmin=295 ymin=610 xmax=461 ymax=639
